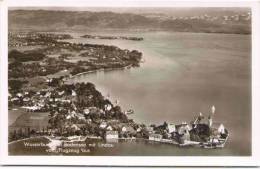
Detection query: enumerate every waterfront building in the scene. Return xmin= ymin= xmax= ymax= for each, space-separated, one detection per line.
xmin=176 ymin=124 xmax=191 ymax=143
xmin=146 ymin=127 xmax=154 ymax=134
xmin=121 ymin=126 xmax=136 ymax=134
xmin=218 ymin=124 xmax=225 ymax=134
xmin=149 ymin=134 xmax=163 ymax=142
xmin=122 ymin=126 xmax=127 ymax=132
xmin=106 ymin=131 xmax=118 ymax=139
xmin=167 ymin=123 xmax=176 ymax=133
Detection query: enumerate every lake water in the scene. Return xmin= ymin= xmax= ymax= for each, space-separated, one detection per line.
xmin=66 ymin=31 xmax=251 ymax=156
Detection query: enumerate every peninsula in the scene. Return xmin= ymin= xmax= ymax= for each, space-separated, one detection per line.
xmin=8 ymin=32 xmax=229 ymax=154
xmin=81 ymin=34 xmax=144 ymax=41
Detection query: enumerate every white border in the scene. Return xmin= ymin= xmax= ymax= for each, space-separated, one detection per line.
xmin=1 ymin=0 xmax=260 ymax=166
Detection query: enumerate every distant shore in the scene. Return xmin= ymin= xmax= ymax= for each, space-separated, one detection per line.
xmin=81 ymin=34 xmax=144 ymax=41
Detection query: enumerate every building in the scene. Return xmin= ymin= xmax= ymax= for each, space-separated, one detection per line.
xmin=167 ymin=123 xmax=176 ymax=133
xmin=208 ymin=116 xmax=213 ymax=127
xmin=105 ymin=104 xmax=112 ymax=111
xmin=149 ymin=134 xmax=162 ymax=142
xmin=9 ymin=112 xmax=50 ymax=139
xmin=105 ymin=131 xmax=118 ymax=139
xmin=218 ymin=124 xmax=225 ymax=134
xmin=106 ymin=125 xmax=113 ymax=131
xmin=71 ymin=124 xmax=80 ymax=131
xmin=176 ymin=124 xmax=191 ymax=143
xmin=99 ymin=122 xmax=107 ymax=129
xmin=146 ymin=126 xmax=154 ymax=134
xmin=121 ymin=126 xmax=135 ymax=133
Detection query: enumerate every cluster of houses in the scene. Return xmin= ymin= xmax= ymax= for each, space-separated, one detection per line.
xmin=147 ymin=106 xmax=228 ymax=146
xmin=9 ymin=32 xmax=142 ymax=77
xmin=8 ymin=79 xmax=139 ymax=141
xmin=9 ymin=86 xmax=70 ymax=112
xmin=9 ymin=83 xmax=227 ymax=145
xmin=103 ymin=105 xmax=228 ymax=147
xmin=148 ymin=12 xmax=251 ymax=23
xmin=8 ymin=32 xmax=73 ymax=47
xmin=9 ymin=82 xmax=228 ymax=148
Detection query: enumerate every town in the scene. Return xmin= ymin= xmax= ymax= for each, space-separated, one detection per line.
xmin=9 ymin=78 xmax=229 ymax=149
xmin=9 ymin=32 xmax=142 ymax=90
xmin=8 ymin=32 xmax=228 ymax=150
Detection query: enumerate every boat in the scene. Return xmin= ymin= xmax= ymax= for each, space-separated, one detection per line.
xmin=126 ymin=109 xmax=134 ymax=115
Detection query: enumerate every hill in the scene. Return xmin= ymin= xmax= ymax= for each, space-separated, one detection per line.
xmin=9 ymin=9 xmax=251 ymax=34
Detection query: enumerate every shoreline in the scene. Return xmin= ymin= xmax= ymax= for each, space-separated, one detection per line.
xmin=8 ymin=136 xmax=43 ymax=145
xmin=8 ymin=134 xmax=228 ymax=149
xmin=69 ymin=64 xmax=133 ymax=78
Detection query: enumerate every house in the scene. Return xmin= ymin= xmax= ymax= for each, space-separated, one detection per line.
xmin=208 ymin=122 xmax=225 ymax=136
xmin=136 ymin=127 xmax=142 ymax=132
xmin=106 ymin=125 xmax=113 ymax=131
xmin=84 ymin=108 xmax=90 ymax=115
xmin=66 ymin=115 xmax=72 ymax=120
xmin=146 ymin=126 xmax=154 ymax=134
xmin=106 ymin=131 xmax=118 ymax=139
xmin=71 ymin=124 xmax=80 ymax=131
xmin=58 ymin=91 xmax=65 ymax=96
xmin=72 ymin=90 xmax=77 ymax=96
xmin=99 ymin=122 xmax=107 ymax=129
xmin=70 ymin=110 xmax=76 ymax=117
xmin=177 ymin=123 xmax=191 ymax=134
xmin=121 ymin=126 xmax=135 ymax=134
xmin=16 ymin=93 xmax=23 ymax=97
xmin=11 ymin=97 xmax=19 ymax=102
xmin=176 ymin=123 xmax=191 ymax=143
xmin=23 ymin=97 xmax=30 ymax=102
xmin=167 ymin=123 xmax=176 ymax=133
xmin=86 ymin=118 xmax=92 ymax=124
xmin=121 ymin=126 xmax=127 ymax=132
xmin=218 ymin=124 xmax=225 ymax=134
xmin=149 ymin=134 xmax=162 ymax=142
xmin=100 ymin=109 xmax=105 ymax=114
xmin=76 ymin=113 xmax=85 ymax=120
xmin=46 ymin=78 xmax=52 ymax=83
xmin=22 ymin=105 xmax=40 ymax=112
xmin=105 ymin=104 xmax=112 ymax=111
xmin=61 ymin=99 xmax=71 ymax=103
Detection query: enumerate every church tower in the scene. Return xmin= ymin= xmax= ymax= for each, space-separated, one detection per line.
xmin=208 ymin=105 xmax=215 ymax=127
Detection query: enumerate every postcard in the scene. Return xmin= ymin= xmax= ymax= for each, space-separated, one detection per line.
xmin=0 ymin=0 xmax=260 ymax=166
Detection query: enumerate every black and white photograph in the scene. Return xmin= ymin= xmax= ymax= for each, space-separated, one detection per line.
xmin=0 ymin=0 xmax=260 ymax=166
xmin=6 ymin=6 xmax=252 ymax=156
